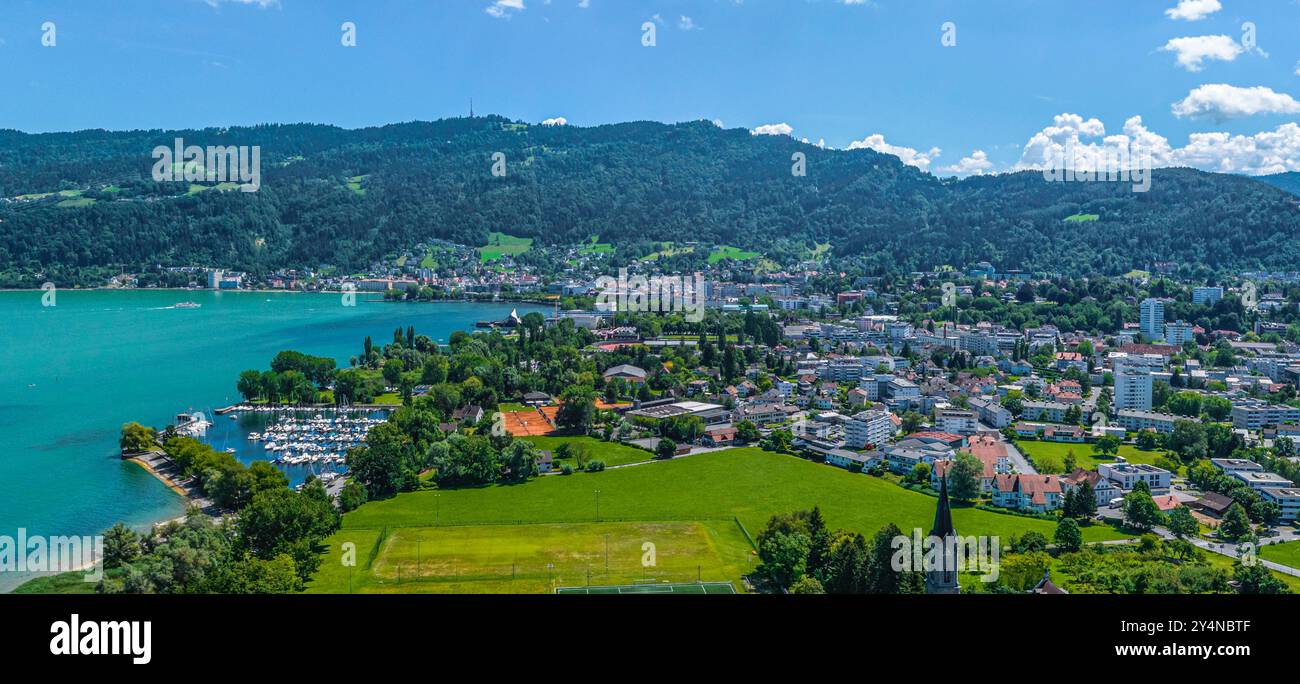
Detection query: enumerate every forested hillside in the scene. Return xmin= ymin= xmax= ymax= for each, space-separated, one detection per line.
xmin=1 ymin=116 xmax=1297 ymax=286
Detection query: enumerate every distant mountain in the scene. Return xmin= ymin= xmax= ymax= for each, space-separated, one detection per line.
xmin=2 ymin=116 xmax=1299 ymax=286
xmin=1255 ymin=172 xmax=1300 ymax=197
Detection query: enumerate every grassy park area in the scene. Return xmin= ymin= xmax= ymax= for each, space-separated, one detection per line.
xmin=478 ymin=232 xmax=533 ymax=263
xmin=1015 ymin=439 xmax=1166 ymax=473
xmin=522 ymin=435 xmax=654 ymax=468
xmin=308 ymin=448 xmax=1129 ymax=593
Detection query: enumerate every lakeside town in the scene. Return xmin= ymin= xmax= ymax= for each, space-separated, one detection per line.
xmin=58 ymin=230 xmax=1300 ymax=597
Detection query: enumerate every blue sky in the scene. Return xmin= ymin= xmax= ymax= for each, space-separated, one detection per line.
xmin=3 ymin=0 xmax=1300 ymax=175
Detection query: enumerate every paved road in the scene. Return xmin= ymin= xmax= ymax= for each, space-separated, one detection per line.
xmin=1148 ymin=526 xmax=1300 ymax=578
xmin=998 ymin=435 xmax=1038 ymax=475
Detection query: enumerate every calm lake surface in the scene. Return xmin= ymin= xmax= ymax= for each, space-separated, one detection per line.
xmin=0 ymin=289 xmax=541 ymax=591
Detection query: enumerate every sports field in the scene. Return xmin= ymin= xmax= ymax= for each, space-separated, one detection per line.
xmin=307 ymin=448 xmax=1130 ymax=594
xmin=307 ymin=520 xmax=754 ymax=594
xmin=557 ymin=582 xmax=737 ymax=595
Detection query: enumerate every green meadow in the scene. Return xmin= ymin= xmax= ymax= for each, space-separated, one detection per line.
xmin=478 ymin=232 xmax=533 ymax=263
xmin=307 ymin=520 xmax=753 ymax=594
xmin=1016 ymin=440 xmax=1165 ymax=473
xmin=309 ymin=448 xmax=1129 ymax=593
xmin=708 ymin=245 xmax=761 ymax=264
xmin=522 ymin=435 xmax=655 ymax=468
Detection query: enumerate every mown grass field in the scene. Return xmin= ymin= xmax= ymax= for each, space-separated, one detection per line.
xmin=309 ymin=448 xmax=1130 ymax=593
xmin=1016 ymin=440 xmax=1165 ymax=473
xmin=522 ymin=435 xmax=654 ymax=467
xmin=306 ymin=520 xmax=753 ymax=594
xmin=1259 ymin=540 xmax=1300 ymax=571
xmin=707 ymin=245 xmax=761 ymax=264
xmin=478 ymin=232 xmax=533 ymax=263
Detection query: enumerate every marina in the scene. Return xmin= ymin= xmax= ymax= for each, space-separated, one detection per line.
xmin=0 ymin=289 xmax=541 ymax=592
xmin=203 ymin=406 xmax=392 ymax=484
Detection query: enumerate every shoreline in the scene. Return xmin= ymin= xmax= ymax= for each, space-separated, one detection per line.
xmin=0 ymin=287 xmax=558 ymax=306
xmin=123 ymin=452 xmax=194 ymax=501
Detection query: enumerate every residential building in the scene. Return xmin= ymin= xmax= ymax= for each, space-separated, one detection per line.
xmin=1140 ymin=298 xmax=1165 ymax=340
xmin=1192 ymin=286 xmax=1224 ymax=306
xmin=1164 ymin=320 xmax=1195 ymax=346
xmin=1210 ymin=458 xmax=1263 ymax=475
xmin=1062 ymin=469 xmax=1121 ymax=506
xmin=992 ymin=474 xmax=1064 ymax=513
xmin=1231 ymin=471 xmax=1295 ymax=492
xmin=824 ymin=449 xmax=879 ymax=471
xmin=1021 ymin=401 xmax=1069 ymax=423
xmin=1231 ymin=399 xmax=1300 ymax=430
xmin=935 ymin=408 xmax=979 ymax=436
xmin=845 ymin=409 xmax=897 ymax=449
xmin=1259 ymin=488 xmax=1300 ymax=522
xmin=1097 ymin=462 xmax=1172 ymax=492
xmin=1113 ymin=366 xmax=1153 ymax=411
xmin=882 ymin=438 xmax=954 ymax=474
xmin=1115 ymin=409 xmax=1189 ymax=435
xmin=968 ymin=396 xmax=1012 ymax=429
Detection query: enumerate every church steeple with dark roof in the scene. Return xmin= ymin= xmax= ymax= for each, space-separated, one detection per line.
xmin=926 ymin=477 xmax=961 ymax=594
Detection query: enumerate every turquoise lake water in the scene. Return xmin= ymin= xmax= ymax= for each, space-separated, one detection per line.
xmin=0 ymin=290 xmax=540 ymax=591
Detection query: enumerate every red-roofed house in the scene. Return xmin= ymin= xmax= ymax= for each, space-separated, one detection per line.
xmin=993 ymin=474 xmax=1064 ymax=513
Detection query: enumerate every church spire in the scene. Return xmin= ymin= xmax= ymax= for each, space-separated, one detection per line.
xmin=931 ymin=475 xmax=955 ymax=539
xmin=926 ymin=477 xmax=961 ymax=595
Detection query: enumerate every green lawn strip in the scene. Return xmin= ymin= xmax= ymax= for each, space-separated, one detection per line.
xmin=1016 ymin=440 xmax=1164 ymax=473
xmin=522 ymin=434 xmax=654 ymax=467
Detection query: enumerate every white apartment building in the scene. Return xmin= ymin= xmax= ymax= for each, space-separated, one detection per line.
xmin=1210 ymin=458 xmax=1264 ymax=475
xmin=1164 ymin=321 xmax=1195 ymax=346
xmin=935 ymin=408 xmax=979 ymax=435
xmin=969 ymin=396 xmax=1012 ymax=429
xmin=1231 ymin=400 xmax=1300 ymax=430
xmin=1097 ymin=462 xmax=1172 ymax=492
xmin=1116 ymin=409 xmax=1189 ymax=434
xmin=1192 ymin=286 xmax=1224 ymax=306
xmin=1259 ymin=488 xmax=1300 ymax=522
xmin=1232 ymin=471 xmax=1296 ymax=492
xmin=1140 ymin=298 xmax=1165 ymax=341
xmin=1113 ymin=366 xmax=1153 ymax=411
xmin=845 ymin=409 xmax=897 ymax=449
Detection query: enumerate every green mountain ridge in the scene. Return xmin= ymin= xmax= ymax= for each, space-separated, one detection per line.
xmin=1 ymin=116 xmax=1297 ymax=286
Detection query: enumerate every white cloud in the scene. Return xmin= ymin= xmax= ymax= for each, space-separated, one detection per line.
xmin=578 ymin=0 xmax=590 ymax=7
xmin=485 ymin=0 xmax=525 ymax=19
xmin=1165 ymin=0 xmax=1221 ymax=21
xmin=1171 ymin=84 xmax=1300 ymax=121
xmin=1014 ymin=111 xmax=1300 ymax=176
xmin=939 ymin=150 xmax=994 ymax=176
xmin=541 ymin=117 xmax=567 ymax=126
xmin=845 ymin=134 xmax=941 ymax=171
xmin=751 ymin=123 xmax=793 ymax=136
xmin=679 ymin=16 xmax=700 ymax=31
xmin=1160 ymin=35 xmax=1244 ymax=72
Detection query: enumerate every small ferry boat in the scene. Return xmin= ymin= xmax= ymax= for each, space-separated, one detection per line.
xmin=175 ymin=301 xmax=202 ymax=309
